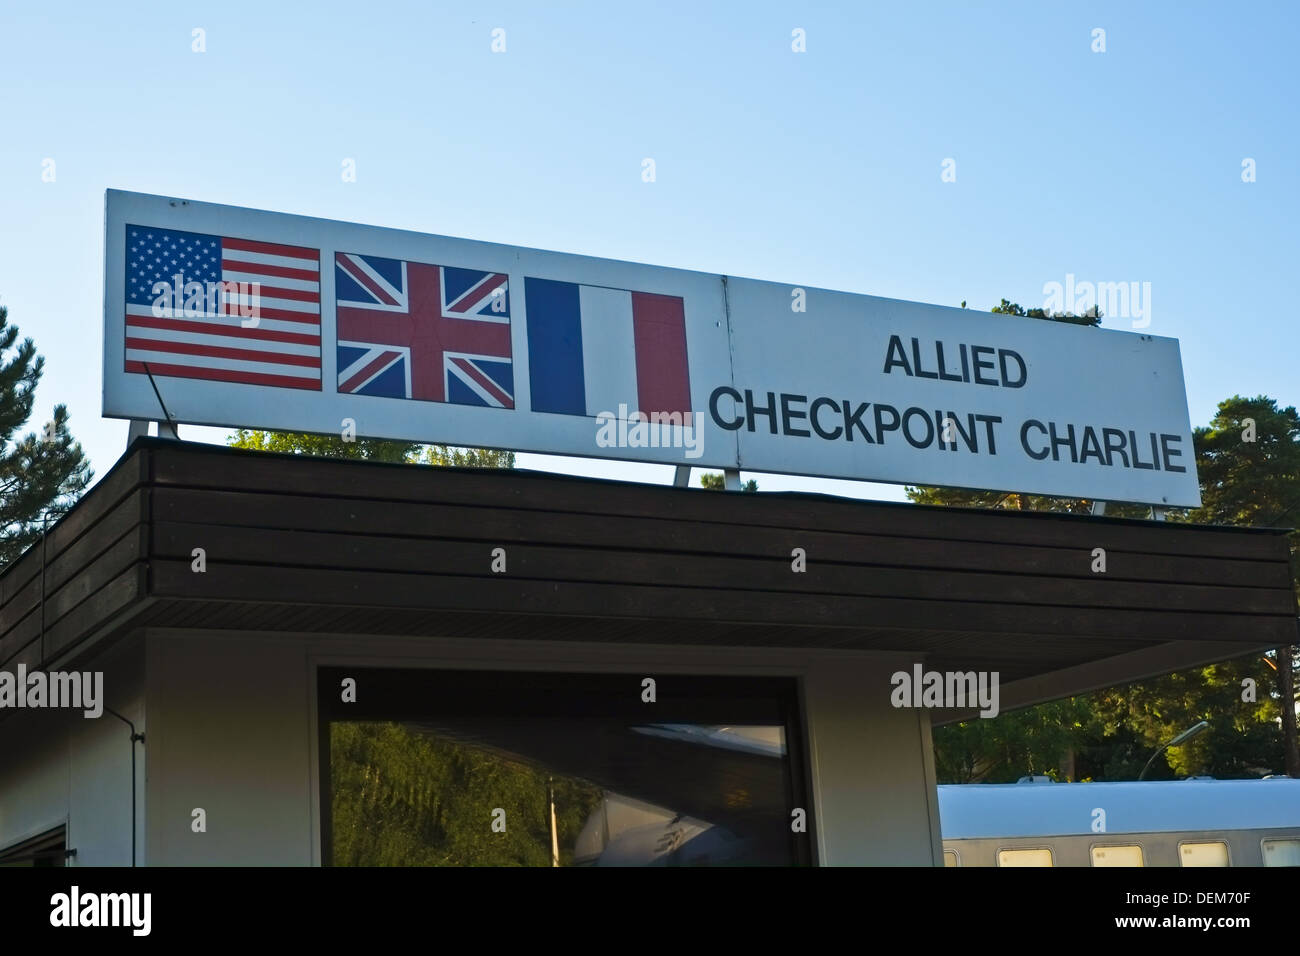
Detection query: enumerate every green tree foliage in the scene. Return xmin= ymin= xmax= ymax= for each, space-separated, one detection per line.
xmin=419 ymin=445 xmax=516 ymax=468
xmin=228 ymin=429 xmax=514 ymax=469
xmin=0 ymin=305 xmax=92 ymax=566
xmin=934 ymin=698 xmax=1103 ymax=783
xmin=1179 ymin=395 xmax=1300 ymax=774
xmin=1187 ymin=395 xmax=1299 ymax=552
xmin=700 ymin=472 xmax=758 ymax=492
xmin=991 ymin=296 xmax=1101 ymax=328
xmin=330 ymin=722 xmax=604 ymax=866
xmin=935 ymin=657 xmax=1288 ymax=783
xmin=926 ymin=305 xmax=1300 ymax=781
xmin=1092 ymin=660 xmax=1284 ymax=779
xmin=228 ymin=428 xmax=417 ymax=462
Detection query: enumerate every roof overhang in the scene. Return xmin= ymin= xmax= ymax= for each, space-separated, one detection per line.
xmin=2 ymin=438 xmax=1294 ymax=712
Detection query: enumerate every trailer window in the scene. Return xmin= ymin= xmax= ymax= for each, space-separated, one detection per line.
xmin=1091 ymin=844 xmax=1144 ymax=867
xmin=1262 ymin=839 xmax=1300 ymax=867
xmin=1179 ymin=841 xmax=1229 ymax=867
xmin=997 ymin=847 xmax=1053 ymax=867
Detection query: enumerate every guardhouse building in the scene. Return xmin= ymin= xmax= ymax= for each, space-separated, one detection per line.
xmin=0 ymin=438 xmax=1293 ymax=866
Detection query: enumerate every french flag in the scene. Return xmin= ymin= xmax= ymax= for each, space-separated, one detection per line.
xmin=525 ymin=278 xmax=691 ymax=418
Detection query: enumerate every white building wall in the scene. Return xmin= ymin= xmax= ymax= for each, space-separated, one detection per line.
xmin=145 ymin=634 xmax=313 ymax=865
xmin=142 ymin=629 xmax=942 ymax=866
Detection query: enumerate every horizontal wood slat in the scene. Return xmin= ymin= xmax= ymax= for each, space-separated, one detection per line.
xmin=0 ymin=532 xmax=147 ymax=668
xmin=149 ymin=442 xmax=1289 ymax=560
xmin=150 ymin=489 xmax=1293 ymax=589
xmin=149 ymin=522 xmax=1296 ymax=616
xmin=43 ymin=565 xmax=148 ymax=662
xmin=0 ymin=452 xmax=146 ymax=604
xmin=148 ymin=559 xmax=1295 ymax=645
xmin=0 ymin=491 xmax=147 ymax=644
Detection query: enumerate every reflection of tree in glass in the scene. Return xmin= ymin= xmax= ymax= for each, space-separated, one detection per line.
xmin=330 ymin=722 xmax=604 ymax=866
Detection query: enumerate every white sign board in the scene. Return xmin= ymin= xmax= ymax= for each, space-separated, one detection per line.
xmin=103 ymin=190 xmax=1201 ymax=507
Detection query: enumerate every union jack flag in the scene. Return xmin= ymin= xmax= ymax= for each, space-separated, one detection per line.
xmin=335 ymin=252 xmax=513 ymax=407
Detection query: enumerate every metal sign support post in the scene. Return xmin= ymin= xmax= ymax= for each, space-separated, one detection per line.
xmin=671 ymin=466 xmax=740 ymax=490
xmin=1091 ymin=500 xmax=1168 ymax=521
xmin=127 ymin=419 xmax=179 ymax=446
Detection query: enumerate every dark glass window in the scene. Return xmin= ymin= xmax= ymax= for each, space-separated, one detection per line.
xmin=319 ymin=668 xmax=812 ymax=866
xmin=0 ymin=826 xmax=66 ymax=867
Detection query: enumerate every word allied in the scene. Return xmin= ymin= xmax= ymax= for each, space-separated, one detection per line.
xmin=882 ymin=335 xmax=1027 ymax=389
xmin=50 ymin=887 xmax=151 ymax=936
xmin=0 ymin=665 xmax=103 ymax=718
xmin=891 ymin=665 xmax=1000 ymax=718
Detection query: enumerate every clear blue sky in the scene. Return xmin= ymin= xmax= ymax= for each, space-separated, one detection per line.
xmin=2 ymin=1 xmax=1296 ymax=499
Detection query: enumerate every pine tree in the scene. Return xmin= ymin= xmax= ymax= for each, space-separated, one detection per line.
xmin=0 ymin=305 xmax=92 ymax=566
xmin=1184 ymin=396 xmax=1300 ymax=775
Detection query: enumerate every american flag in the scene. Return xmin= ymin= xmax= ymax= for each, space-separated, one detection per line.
xmin=124 ymin=225 xmax=322 ymax=390
xmin=335 ymin=252 xmax=513 ymax=407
